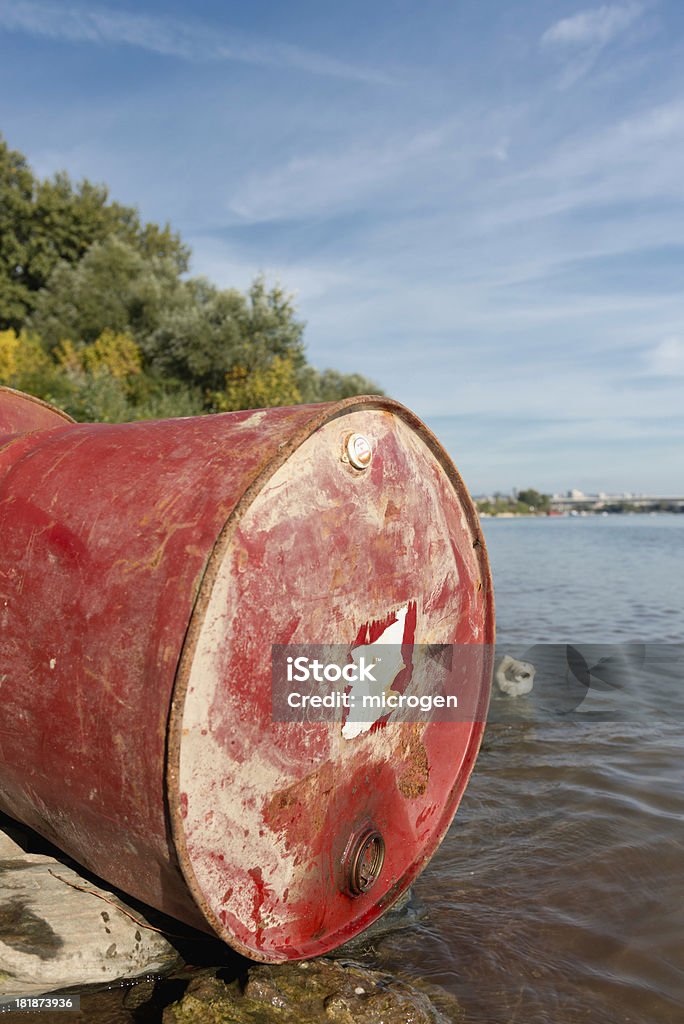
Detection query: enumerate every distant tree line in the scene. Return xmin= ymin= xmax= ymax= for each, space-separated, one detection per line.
xmin=476 ymin=489 xmax=551 ymax=515
xmin=0 ymin=133 xmax=382 ymax=422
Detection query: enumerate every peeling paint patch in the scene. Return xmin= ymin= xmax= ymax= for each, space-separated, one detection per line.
xmin=342 ymin=605 xmax=409 ymax=740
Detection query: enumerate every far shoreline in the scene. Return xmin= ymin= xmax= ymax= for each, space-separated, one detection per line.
xmin=478 ymin=509 xmax=684 ymax=518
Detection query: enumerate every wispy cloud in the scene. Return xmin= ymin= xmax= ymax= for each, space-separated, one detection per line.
xmin=541 ymin=3 xmax=644 ymax=48
xmin=0 ymin=0 xmax=389 ymax=84
xmin=2 ymin=0 xmax=682 ymax=491
xmin=479 ymin=99 xmax=684 ymax=228
xmin=228 ymin=127 xmax=450 ymax=223
xmin=540 ymin=2 xmax=646 ymax=86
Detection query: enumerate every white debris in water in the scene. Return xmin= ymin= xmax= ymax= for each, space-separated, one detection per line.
xmin=494 ymin=654 xmax=535 ymax=697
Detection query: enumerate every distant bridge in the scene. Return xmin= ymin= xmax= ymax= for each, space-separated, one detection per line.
xmin=550 ymin=494 xmax=684 ymax=511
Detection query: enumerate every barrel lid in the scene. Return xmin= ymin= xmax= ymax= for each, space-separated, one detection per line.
xmin=167 ymin=397 xmax=494 ymax=961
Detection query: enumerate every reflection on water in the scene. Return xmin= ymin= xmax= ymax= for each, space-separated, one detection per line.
xmin=366 ymin=516 xmax=684 ymax=1023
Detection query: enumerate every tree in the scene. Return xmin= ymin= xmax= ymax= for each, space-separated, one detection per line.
xmin=212 ymin=354 xmax=302 ymax=412
xmin=0 ymin=139 xmax=34 ymax=329
xmin=0 ymin=327 xmax=65 ymax=399
xmin=56 ymin=330 xmax=142 ymax=383
xmin=144 ymin=276 xmax=309 ymax=397
xmin=0 ymin=133 xmax=188 ymax=332
xmin=517 ymin=488 xmax=550 ymax=511
xmin=298 ymin=366 xmax=383 ymax=403
xmin=0 ymin=329 xmax=18 ymax=381
xmin=237 ymin=277 xmax=306 ymax=369
xmin=143 ymin=278 xmax=244 ymax=391
xmin=1 ymin=132 xmax=385 ymax=421
xmin=28 ymin=236 xmax=183 ymax=350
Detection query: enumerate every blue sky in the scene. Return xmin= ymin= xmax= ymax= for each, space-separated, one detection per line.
xmin=1 ymin=0 xmax=683 ymax=494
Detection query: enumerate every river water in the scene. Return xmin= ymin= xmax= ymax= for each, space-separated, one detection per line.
xmin=369 ymin=514 xmax=684 ymax=1023
xmin=7 ymin=514 xmax=683 ymax=1023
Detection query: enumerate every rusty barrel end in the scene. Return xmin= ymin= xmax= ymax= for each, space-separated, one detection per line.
xmin=167 ymin=397 xmax=494 ymax=961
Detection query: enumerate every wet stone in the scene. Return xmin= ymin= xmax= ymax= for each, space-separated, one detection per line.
xmin=122 ymin=974 xmax=158 ymax=1010
xmin=0 ymin=823 xmax=179 ymax=999
xmin=163 ymin=958 xmax=464 ymax=1024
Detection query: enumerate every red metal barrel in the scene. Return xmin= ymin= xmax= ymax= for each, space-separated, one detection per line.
xmin=0 ymin=385 xmax=494 ymax=962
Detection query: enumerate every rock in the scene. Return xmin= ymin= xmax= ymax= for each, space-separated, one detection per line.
xmin=0 ymin=829 xmax=28 ymax=859
xmin=122 ymin=974 xmax=159 ymax=1010
xmin=163 ymin=958 xmax=463 ymax=1024
xmin=0 ymin=823 xmax=179 ymax=999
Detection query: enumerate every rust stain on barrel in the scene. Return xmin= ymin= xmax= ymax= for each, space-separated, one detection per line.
xmin=396 ymin=726 xmax=430 ymax=799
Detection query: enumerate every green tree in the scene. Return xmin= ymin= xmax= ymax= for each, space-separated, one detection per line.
xmin=517 ymin=488 xmax=550 ymax=511
xmin=144 ymin=276 xmax=309 ymax=397
xmin=298 ymin=366 xmax=383 ymax=403
xmin=1 ymin=133 xmax=385 ymax=421
xmin=143 ymin=278 xmax=244 ymax=391
xmin=0 ymin=133 xmax=188 ymax=332
xmin=0 ymin=140 xmax=34 ymax=329
xmin=29 ymin=236 xmax=183 ymax=350
xmin=237 ymin=277 xmax=306 ymax=369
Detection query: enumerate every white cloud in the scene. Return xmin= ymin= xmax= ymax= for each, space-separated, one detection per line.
xmin=540 ymin=3 xmax=646 ymax=87
xmin=646 ymin=336 xmax=684 ymax=376
xmin=0 ymin=0 xmax=389 ymax=84
xmin=541 ymin=3 xmax=644 ymax=48
xmin=479 ymin=99 xmax=684 ymax=229
xmin=228 ymin=127 xmax=451 ymax=222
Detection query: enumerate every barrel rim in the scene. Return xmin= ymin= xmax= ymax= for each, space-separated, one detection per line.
xmin=0 ymin=385 xmax=76 ymax=428
xmin=166 ymin=394 xmax=495 ymax=960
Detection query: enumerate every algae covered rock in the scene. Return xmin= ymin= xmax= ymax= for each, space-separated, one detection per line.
xmin=164 ymin=958 xmax=463 ymax=1024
